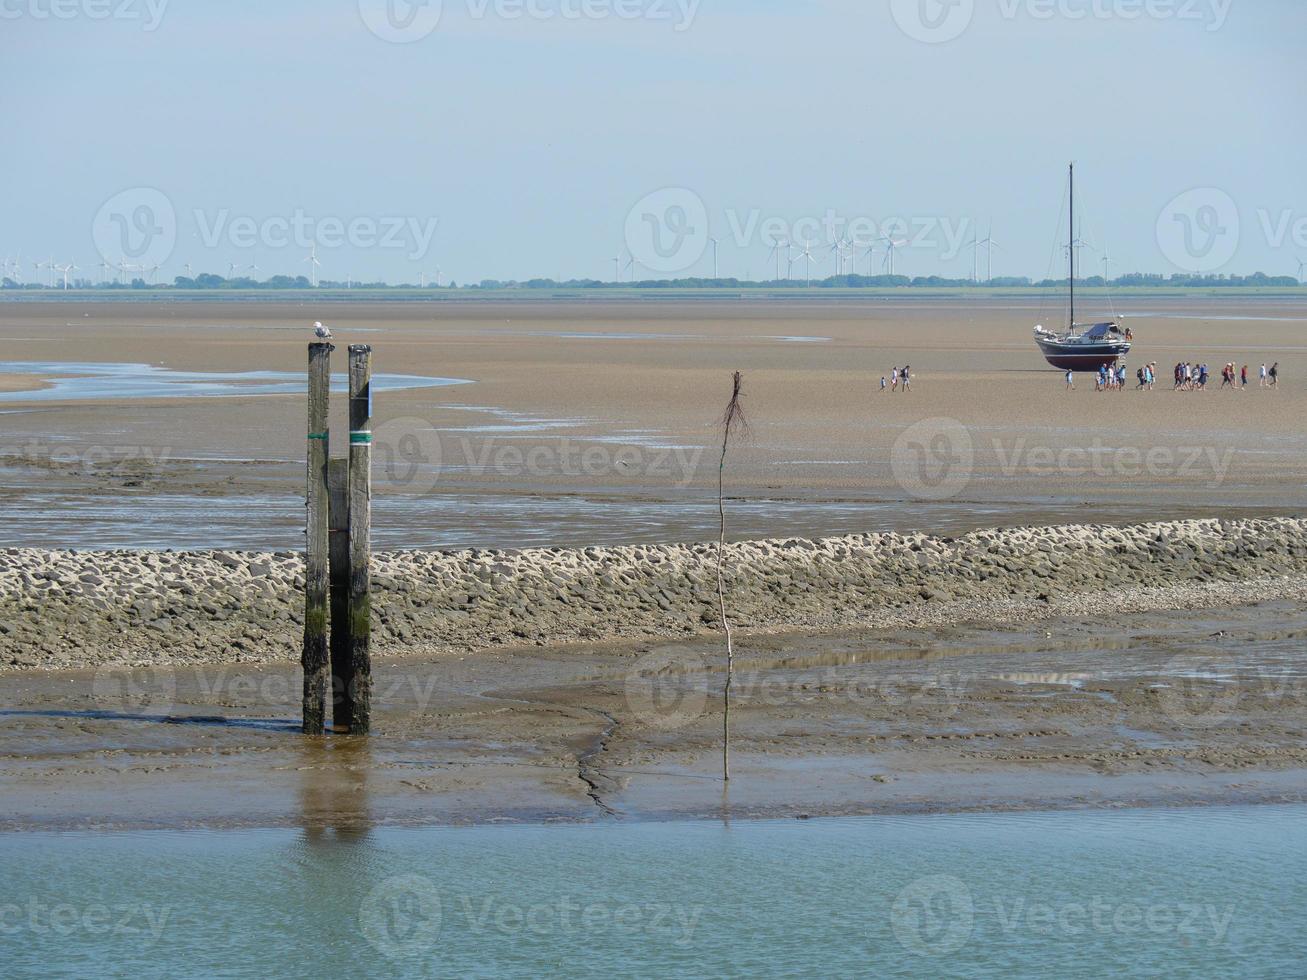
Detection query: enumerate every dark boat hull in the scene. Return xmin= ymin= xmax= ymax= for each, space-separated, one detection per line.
xmin=1036 ymin=339 xmax=1131 ymax=371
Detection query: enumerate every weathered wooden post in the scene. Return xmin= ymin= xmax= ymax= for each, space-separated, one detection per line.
xmin=346 ymin=344 xmax=373 ymax=733
xmin=327 ymin=458 xmax=352 ymax=732
xmin=303 ymin=341 xmax=333 ymax=734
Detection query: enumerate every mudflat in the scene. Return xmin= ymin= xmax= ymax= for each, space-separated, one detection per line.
xmin=0 ymin=297 xmax=1303 ymax=552
xmin=2 ymin=599 xmax=1304 ymax=832
xmin=1 ymin=295 xmax=1304 ymax=830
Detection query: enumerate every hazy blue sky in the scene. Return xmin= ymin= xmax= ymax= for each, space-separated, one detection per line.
xmin=3 ymin=0 xmax=1305 ymax=284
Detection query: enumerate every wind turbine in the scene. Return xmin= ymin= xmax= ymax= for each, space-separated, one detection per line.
xmin=825 ymin=238 xmax=846 ymax=277
xmin=976 ymin=227 xmax=1000 ymax=283
xmin=182 ymin=262 xmax=194 ymax=279
xmin=794 ymin=240 xmax=819 ymax=286
xmin=1065 ymin=224 xmax=1092 ymax=281
xmin=99 ymin=259 xmax=113 ymax=284
xmin=1101 ymin=248 xmax=1113 ymax=283
xmin=767 ymin=240 xmax=788 ymax=282
xmin=613 ymin=252 xmax=621 ymax=283
xmin=708 ymin=237 xmax=718 ymax=279
xmin=1296 ymin=258 xmax=1306 ymax=284
xmin=623 ymin=254 xmax=636 ymax=282
xmin=880 ymin=237 xmax=907 ymax=277
xmin=967 ymin=235 xmax=980 ymax=283
xmin=34 ymin=258 xmax=48 ymax=287
xmin=58 ymin=262 xmax=79 ymax=289
xmin=247 ymin=263 xmax=260 ymax=279
xmin=862 ymin=241 xmax=878 ymax=277
xmin=304 ymin=244 xmax=321 ymax=287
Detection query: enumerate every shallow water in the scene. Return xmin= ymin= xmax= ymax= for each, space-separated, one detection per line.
xmin=1 ymin=806 xmax=1303 ymax=978
xmin=0 ymin=490 xmax=1191 ymax=551
xmin=0 ymin=361 xmax=473 ymax=401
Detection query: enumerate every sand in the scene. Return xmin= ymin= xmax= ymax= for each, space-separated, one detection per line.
xmin=3 ymin=599 xmax=1303 ymax=832
xmin=0 ymin=297 xmax=1304 ymax=547
xmin=1 ymin=295 xmax=1304 ymax=829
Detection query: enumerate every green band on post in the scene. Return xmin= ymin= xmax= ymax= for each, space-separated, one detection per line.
xmin=307 ymin=432 xmax=328 ymax=441
xmin=349 ymin=431 xmax=372 ymax=444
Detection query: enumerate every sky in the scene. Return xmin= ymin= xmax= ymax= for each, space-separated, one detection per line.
xmin=2 ymin=0 xmax=1305 ymax=285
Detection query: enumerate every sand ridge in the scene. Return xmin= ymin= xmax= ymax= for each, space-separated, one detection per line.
xmin=6 ymin=516 xmax=1307 ymax=671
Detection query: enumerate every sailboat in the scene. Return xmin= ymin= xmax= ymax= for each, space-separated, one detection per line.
xmin=1033 ymin=163 xmax=1132 ymax=371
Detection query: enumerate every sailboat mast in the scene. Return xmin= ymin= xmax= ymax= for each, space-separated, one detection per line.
xmin=1069 ymin=161 xmax=1075 ymax=331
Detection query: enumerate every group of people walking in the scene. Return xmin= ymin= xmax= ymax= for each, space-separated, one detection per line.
xmin=1173 ymin=361 xmax=1278 ymax=391
xmin=880 ymin=366 xmax=912 ymax=392
xmin=1065 ymin=360 xmax=1282 ymax=391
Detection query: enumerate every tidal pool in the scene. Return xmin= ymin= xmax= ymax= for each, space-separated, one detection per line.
xmin=0 ymin=361 xmax=473 ymax=401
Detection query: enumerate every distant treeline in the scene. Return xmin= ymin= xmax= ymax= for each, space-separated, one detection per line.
xmin=1 ymin=271 xmax=1301 ymax=291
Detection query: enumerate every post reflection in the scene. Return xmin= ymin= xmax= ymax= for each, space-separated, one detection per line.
xmin=298 ymin=735 xmax=373 ymax=843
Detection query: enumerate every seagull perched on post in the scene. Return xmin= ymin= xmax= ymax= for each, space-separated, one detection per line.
xmin=313 ymin=321 xmax=332 ymax=339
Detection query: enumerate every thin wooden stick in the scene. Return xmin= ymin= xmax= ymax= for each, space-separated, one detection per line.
xmin=715 ymin=371 xmax=746 ymax=781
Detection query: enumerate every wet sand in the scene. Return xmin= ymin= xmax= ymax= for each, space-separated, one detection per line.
xmin=2 ymin=601 xmax=1303 ymax=832
xmin=0 ymin=296 xmax=1304 ymax=550
xmin=1 ymin=296 xmax=1304 ymax=829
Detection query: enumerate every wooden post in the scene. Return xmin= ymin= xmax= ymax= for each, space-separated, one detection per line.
xmin=303 ymin=341 xmax=333 ymax=735
xmin=327 ymin=458 xmax=352 ymax=732
xmin=346 ymin=345 xmax=373 ymax=733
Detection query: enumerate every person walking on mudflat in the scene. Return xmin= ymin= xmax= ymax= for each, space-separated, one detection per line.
xmin=1269 ymin=362 xmax=1279 ymax=387
xmin=1065 ymin=369 xmax=1075 ymax=391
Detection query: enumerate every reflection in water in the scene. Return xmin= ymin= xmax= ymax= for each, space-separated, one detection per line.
xmin=298 ymin=737 xmax=374 ymax=843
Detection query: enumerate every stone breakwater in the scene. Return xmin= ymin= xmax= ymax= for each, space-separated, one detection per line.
xmin=4 ymin=518 xmax=1307 ymax=671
